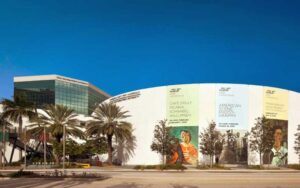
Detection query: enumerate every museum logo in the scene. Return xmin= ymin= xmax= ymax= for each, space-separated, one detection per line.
xmin=266 ymin=89 xmax=276 ymax=95
xmin=219 ymin=87 xmax=231 ymax=92
xmin=169 ymin=88 xmax=181 ymax=94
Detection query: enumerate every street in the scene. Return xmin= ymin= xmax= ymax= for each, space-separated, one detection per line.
xmin=0 ymin=171 xmax=300 ymax=188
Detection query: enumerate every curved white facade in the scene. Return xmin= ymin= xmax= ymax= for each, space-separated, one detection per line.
xmin=104 ymin=84 xmax=300 ymax=166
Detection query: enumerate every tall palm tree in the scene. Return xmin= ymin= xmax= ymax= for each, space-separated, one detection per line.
xmin=1 ymin=96 xmax=36 ymax=160
xmin=86 ymin=102 xmax=133 ymax=165
xmin=27 ymin=104 xmax=83 ymax=165
xmin=0 ymin=112 xmax=12 ymax=167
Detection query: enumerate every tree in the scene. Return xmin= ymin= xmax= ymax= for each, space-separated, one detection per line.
xmin=51 ymin=138 xmax=108 ymax=163
xmin=199 ymin=121 xmax=223 ymax=168
xmin=1 ymin=96 xmax=36 ymax=160
xmin=0 ymin=113 xmax=12 ymax=167
xmin=294 ymin=125 xmax=300 ymax=164
xmin=27 ymin=104 xmax=83 ymax=165
xmin=249 ymin=116 xmax=273 ymax=166
xmin=150 ymin=119 xmax=175 ymax=165
xmin=86 ymin=102 xmax=133 ymax=165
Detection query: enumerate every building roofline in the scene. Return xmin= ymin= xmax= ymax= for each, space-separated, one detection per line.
xmin=14 ymin=74 xmax=111 ymax=97
xmin=88 ymin=83 xmax=111 ymax=98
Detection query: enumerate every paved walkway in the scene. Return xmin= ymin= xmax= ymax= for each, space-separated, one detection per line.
xmin=1 ymin=171 xmax=300 ymax=188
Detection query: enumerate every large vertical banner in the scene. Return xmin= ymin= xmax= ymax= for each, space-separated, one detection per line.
xmin=215 ymin=84 xmax=249 ymax=130
xmin=215 ymin=84 xmax=249 ymax=164
xmin=263 ymin=87 xmax=288 ymax=120
xmin=166 ymin=85 xmax=199 ymax=166
xmin=263 ymin=87 xmax=288 ymax=166
xmin=166 ymin=85 xmax=199 ymax=127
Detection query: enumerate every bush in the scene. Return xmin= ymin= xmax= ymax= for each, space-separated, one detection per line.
xmin=196 ymin=165 xmax=210 ymax=169
xmin=247 ymin=165 xmax=263 ymax=169
xmin=196 ymin=164 xmax=230 ymax=170
xmin=288 ymin=164 xmax=300 ymax=170
xmin=247 ymin=165 xmax=280 ymax=170
xmin=133 ymin=165 xmax=141 ymax=170
xmin=10 ymin=161 xmax=21 ymax=166
xmin=8 ymin=169 xmax=36 ymax=178
xmin=133 ymin=164 xmax=186 ymax=171
xmin=52 ymin=163 xmax=84 ymax=169
xmin=112 ymin=159 xmax=122 ymax=166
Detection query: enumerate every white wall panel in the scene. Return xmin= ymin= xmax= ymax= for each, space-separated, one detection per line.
xmin=112 ymin=87 xmax=166 ymax=165
xmin=248 ymin=85 xmax=263 ymax=165
xmin=288 ymin=91 xmax=300 ymax=164
xmin=198 ymin=84 xmax=216 ymax=164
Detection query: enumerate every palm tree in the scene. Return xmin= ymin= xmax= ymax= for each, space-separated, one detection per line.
xmin=1 ymin=96 xmax=36 ymax=160
xmin=0 ymin=112 xmax=12 ymax=167
xmin=27 ymin=104 xmax=83 ymax=165
xmin=86 ymin=102 xmax=133 ymax=165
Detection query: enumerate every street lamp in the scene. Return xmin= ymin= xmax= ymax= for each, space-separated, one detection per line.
xmin=24 ymin=127 xmax=27 ymax=169
xmin=2 ymin=123 xmax=5 ymax=169
xmin=63 ymin=123 xmax=66 ymax=173
xmin=44 ymin=124 xmax=46 ymax=170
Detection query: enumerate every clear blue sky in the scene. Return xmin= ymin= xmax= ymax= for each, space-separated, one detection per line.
xmin=0 ymin=0 xmax=299 ymax=99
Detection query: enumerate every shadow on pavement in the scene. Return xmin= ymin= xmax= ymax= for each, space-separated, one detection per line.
xmin=0 ymin=177 xmax=110 ymax=188
xmin=106 ymin=183 xmax=140 ymax=188
xmin=171 ymin=184 xmax=198 ymax=188
xmin=105 ymin=183 xmax=199 ymax=188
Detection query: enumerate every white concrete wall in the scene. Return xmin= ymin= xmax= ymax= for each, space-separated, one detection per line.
xmin=109 ymin=87 xmax=166 ymax=165
xmin=198 ymin=84 xmax=216 ymax=164
xmin=104 ymin=84 xmax=300 ymax=165
xmin=247 ymin=85 xmax=263 ymax=165
xmin=288 ymin=91 xmax=300 ymax=164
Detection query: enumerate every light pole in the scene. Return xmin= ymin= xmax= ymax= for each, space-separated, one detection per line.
xmin=63 ymin=123 xmax=66 ymax=173
xmin=24 ymin=127 xmax=27 ymax=169
xmin=44 ymin=125 xmax=46 ymax=170
xmin=2 ymin=123 xmax=5 ymax=169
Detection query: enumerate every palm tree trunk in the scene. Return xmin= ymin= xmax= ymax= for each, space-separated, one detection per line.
xmin=53 ymin=151 xmax=60 ymax=166
xmin=54 ymin=138 xmax=62 ymax=166
xmin=0 ymin=142 xmax=2 ymax=168
xmin=107 ymin=134 xmax=113 ymax=165
xmin=18 ymin=117 xmax=22 ymax=161
xmin=259 ymin=151 xmax=262 ymax=166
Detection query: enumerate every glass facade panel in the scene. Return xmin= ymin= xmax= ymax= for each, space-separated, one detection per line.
xmin=55 ymin=80 xmax=89 ymax=115
xmin=88 ymin=87 xmax=107 ymax=114
xmin=14 ymin=77 xmax=109 ymax=115
xmin=14 ymin=80 xmax=55 ymax=107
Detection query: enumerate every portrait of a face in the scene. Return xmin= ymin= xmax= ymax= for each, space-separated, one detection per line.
xmin=274 ymin=128 xmax=282 ymax=144
xmin=168 ymin=126 xmax=198 ymax=166
xmin=181 ymin=131 xmax=191 ymax=144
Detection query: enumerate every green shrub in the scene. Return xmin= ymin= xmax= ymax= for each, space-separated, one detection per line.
xmin=247 ymin=165 xmax=280 ymax=170
xmin=133 ymin=165 xmax=141 ymax=170
xmin=133 ymin=164 xmax=186 ymax=171
xmin=10 ymin=161 xmax=21 ymax=166
xmin=247 ymin=165 xmax=263 ymax=169
xmin=196 ymin=164 xmax=210 ymax=169
xmin=196 ymin=164 xmax=230 ymax=170
xmin=288 ymin=164 xmax=300 ymax=170
xmin=8 ymin=169 xmax=35 ymax=178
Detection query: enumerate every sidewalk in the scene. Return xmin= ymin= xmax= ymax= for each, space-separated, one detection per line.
xmin=0 ymin=167 xmax=299 ymax=174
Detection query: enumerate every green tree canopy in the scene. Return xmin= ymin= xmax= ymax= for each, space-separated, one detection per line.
xmin=150 ymin=119 xmax=176 ymax=165
xmin=249 ymin=116 xmax=273 ymax=165
xmin=199 ymin=121 xmax=223 ymax=168
xmin=86 ymin=102 xmax=133 ymax=165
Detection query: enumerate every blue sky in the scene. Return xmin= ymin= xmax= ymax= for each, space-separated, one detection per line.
xmin=0 ymin=0 xmax=299 ymax=98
